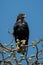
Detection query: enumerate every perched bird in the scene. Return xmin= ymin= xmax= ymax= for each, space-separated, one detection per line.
xmin=13 ymin=13 xmax=29 ymax=55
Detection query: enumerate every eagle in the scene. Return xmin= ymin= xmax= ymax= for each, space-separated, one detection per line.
xmin=13 ymin=13 xmax=29 ymax=55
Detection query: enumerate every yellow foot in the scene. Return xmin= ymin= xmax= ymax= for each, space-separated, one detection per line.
xmin=21 ymin=40 xmax=26 ymax=45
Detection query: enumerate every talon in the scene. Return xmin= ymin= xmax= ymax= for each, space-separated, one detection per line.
xmin=21 ymin=40 xmax=26 ymax=45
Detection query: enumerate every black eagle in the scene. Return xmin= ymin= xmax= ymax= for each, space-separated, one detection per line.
xmin=13 ymin=13 xmax=29 ymax=55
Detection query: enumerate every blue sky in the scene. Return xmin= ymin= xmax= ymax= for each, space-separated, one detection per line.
xmin=0 ymin=0 xmax=43 ymax=64
xmin=0 ymin=0 xmax=43 ymax=42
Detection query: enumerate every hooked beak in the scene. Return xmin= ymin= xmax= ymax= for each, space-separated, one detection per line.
xmin=24 ymin=15 xmax=26 ymax=18
xmin=22 ymin=14 xmax=26 ymax=18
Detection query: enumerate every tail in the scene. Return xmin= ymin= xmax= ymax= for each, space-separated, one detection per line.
xmin=25 ymin=42 xmax=28 ymax=57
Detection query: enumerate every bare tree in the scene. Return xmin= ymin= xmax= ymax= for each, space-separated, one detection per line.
xmin=0 ymin=35 xmax=43 ymax=65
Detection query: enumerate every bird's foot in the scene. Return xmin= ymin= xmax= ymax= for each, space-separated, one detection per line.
xmin=21 ymin=40 xmax=26 ymax=45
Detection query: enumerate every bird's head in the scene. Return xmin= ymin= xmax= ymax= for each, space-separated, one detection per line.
xmin=16 ymin=13 xmax=26 ymax=22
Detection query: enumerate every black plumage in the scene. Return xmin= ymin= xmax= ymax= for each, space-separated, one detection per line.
xmin=13 ymin=13 xmax=29 ymax=54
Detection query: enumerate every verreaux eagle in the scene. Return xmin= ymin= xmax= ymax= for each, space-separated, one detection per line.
xmin=13 ymin=13 xmax=29 ymax=55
